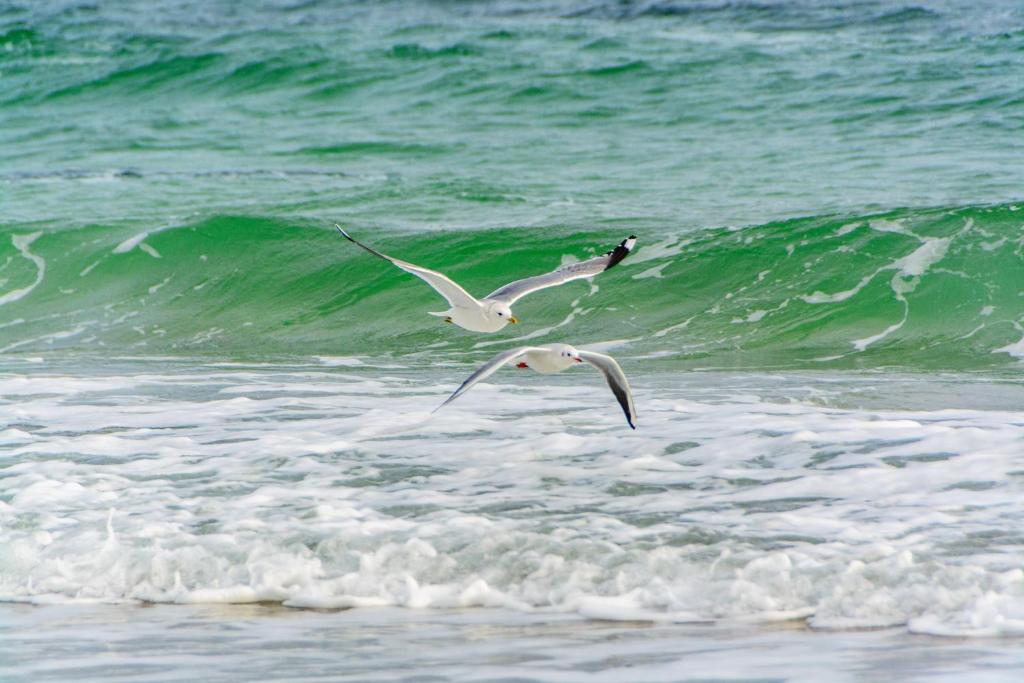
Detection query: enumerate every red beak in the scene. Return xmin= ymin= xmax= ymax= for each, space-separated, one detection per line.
xmin=575 ymin=357 xmax=583 ymax=363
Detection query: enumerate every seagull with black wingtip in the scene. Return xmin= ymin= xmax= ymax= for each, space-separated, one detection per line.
xmin=434 ymin=343 xmax=637 ymax=430
xmin=336 ymin=226 xmax=636 ymax=333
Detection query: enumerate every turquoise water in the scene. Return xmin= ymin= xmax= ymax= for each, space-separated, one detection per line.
xmin=3 ymin=204 xmax=1023 ymax=368
xmin=3 ymin=0 xmax=1024 ymax=367
xmin=3 ymin=2 xmax=1024 ymax=681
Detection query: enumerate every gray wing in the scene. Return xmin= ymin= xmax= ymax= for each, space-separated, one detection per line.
xmin=433 ymin=347 xmax=543 ymax=412
xmin=578 ymin=350 xmax=637 ymax=429
xmin=336 ymin=226 xmax=479 ymax=309
xmin=485 ymin=235 xmax=637 ymax=305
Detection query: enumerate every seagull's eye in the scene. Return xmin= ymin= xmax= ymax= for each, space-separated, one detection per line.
xmin=497 ymin=312 xmax=503 ymax=317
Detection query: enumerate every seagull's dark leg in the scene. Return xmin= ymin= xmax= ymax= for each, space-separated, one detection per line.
xmin=444 ymin=316 xmax=453 ymax=323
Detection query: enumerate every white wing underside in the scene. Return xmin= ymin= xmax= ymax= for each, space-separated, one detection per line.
xmin=578 ymin=350 xmax=637 ymax=429
xmin=337 ymin=226 xmax=479 ymax=310
xmin=485 ymin=253 xmax=618 ymax=305
xmin=434 ymin=346 xmax=543 ymax=411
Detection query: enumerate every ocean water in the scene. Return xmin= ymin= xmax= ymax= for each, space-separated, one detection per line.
xmin=2 ymin=0 xmax=1024 ymax=681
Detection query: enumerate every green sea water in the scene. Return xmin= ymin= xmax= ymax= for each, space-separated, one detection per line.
xmin=2 ymin=0 xmax=1024 ymax=366
xmin=7 ymin=4 xmax=1024 ymax=678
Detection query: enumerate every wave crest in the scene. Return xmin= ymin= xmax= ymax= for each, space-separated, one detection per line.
xmin=1 ymin=204 xmax=1022 ymax=369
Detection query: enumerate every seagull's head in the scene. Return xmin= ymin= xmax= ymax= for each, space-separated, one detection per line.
xmin=557 ymin=344 xmax=583 ymax=363
xmin=489 ymin=302 xmax=518 ymax=325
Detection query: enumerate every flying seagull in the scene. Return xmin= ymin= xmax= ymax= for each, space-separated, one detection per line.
xmin=336 ymin=226 xmax=636 ymax=333
xmin=435 ymin=343 xmax=637 ymax=429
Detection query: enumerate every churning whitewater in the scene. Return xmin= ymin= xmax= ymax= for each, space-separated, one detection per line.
xmin=2 ymin=360 xmax=1023 ymax=637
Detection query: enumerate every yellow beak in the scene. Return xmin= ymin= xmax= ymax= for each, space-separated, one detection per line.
xmin=508 ymin=316 xmax=518 ymax=324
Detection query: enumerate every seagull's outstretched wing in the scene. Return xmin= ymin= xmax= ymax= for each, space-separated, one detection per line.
xmin=434 ymin=347 xmax=543 ymax=412
xmin=485 ymin=235 xmax=636 ymax=305
xmin=336 ymin=226 xmax=478 ymax=310
xmin=578 ymin=350 xmax=637 ymax=429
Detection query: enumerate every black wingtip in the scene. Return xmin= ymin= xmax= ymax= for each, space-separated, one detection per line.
xmin=604 ymin=235 xmax=637 ymax=271
xmin=334 ymin=224 xmax=354 ymax=242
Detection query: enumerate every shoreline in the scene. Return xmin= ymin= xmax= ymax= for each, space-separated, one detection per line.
xmin=3 ymin=602 xmax=1022 ymax=682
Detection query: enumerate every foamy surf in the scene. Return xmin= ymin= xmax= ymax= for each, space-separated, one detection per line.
xmin=2 ymin=359 xmax=1022 ymax=639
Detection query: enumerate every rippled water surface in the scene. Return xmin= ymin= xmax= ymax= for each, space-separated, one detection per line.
xmin=5 ymin=603 xmax=1024 ymax=683
xmin=3 ymin=0 xmax=1024 ymax=680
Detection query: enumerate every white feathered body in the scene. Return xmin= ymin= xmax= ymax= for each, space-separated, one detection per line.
xmin=336 ymin=226 xmax=635 ymax=334
xmin=435 ymin=342 xmax=637 ymax=429
xmin=431 ymin=299 xmax=512 ymax=333
xmin=521 ymin=344 xmax=579 ymax=373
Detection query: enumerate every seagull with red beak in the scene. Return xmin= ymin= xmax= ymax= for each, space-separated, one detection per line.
xmin=435 ymin=343 xmax=637 ymax=429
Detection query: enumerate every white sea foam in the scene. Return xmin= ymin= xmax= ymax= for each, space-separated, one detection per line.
xmin=1 ymin=362 xmax=1023 ymax=639
xmin=834 ymin=222 xmax=862 ymax=237
xmin=148 ymin=276 xmax=172 ymax=294
xmin=628 ymin=236 xmax=691 ymax=265
xmin=0 ymin=325 xmax=90 ymax=354
xmin=993 ymin=332 xmax=1024 ymax=359
xmin=869 ymin=219 xmax=912 ymax=235
xmin=139 ymin=243 xmax=161 ymax=259
xmin=892 ymin=237 xmax=950 ymax=280
xmin=800 ymin=271 xmax=879 ymax=304
xmin=113 ymin=231 xmax=150 ymax=253
xmin=632 ymin=263 xmax=670 ymax=280
xmin=853 ymin=301 xmax=908 ymax=351
xmin=799 ymin=234 xmax=952 ymax=351
xmin=0 ymin=232 xmax=45 ymax=307
xmin=851 ymin=237 xmax=950 ymax=350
